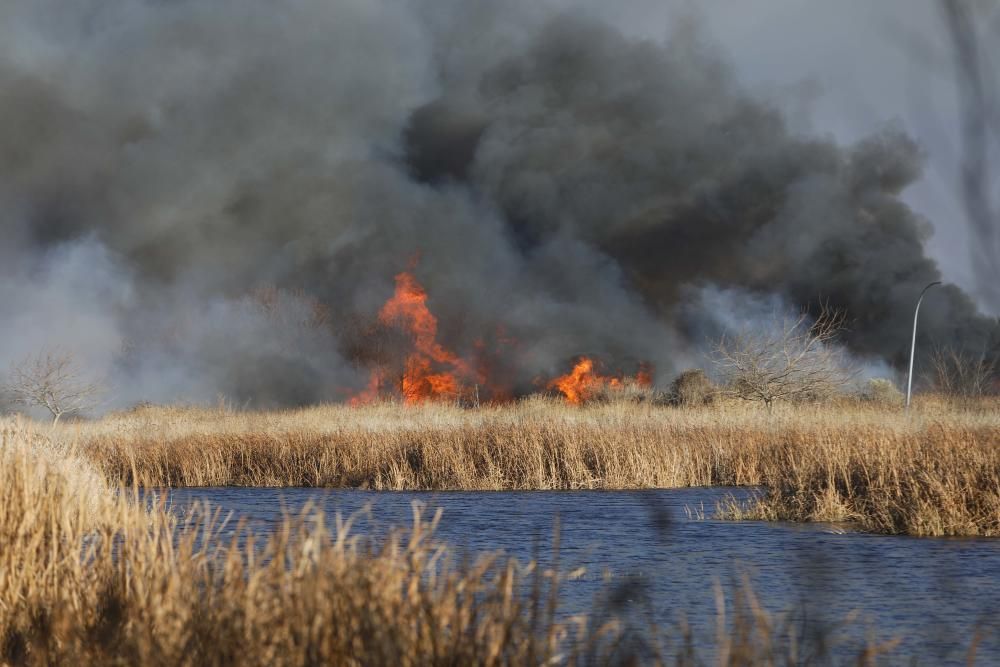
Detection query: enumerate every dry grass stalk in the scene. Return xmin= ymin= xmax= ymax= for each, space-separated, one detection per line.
xmin=22 ymin=396 xmax=998 ymax=536
xmin=0 ymin=420 xmax=923 ymax=665
xmin=0 ymin=421 xmax=598 ymax=665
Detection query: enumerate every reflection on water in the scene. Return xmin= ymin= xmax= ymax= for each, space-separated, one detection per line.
xmin=159 ymin=487 xmax=1000 ymax=664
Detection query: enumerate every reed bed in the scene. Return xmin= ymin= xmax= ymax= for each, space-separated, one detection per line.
xmin=1 ymin=420 xmax=907 ymax=666
xmin=715 ymin=405 xmax=1000 ymax=535
xmin=53 ymin=396 xmax=1000 ymax=536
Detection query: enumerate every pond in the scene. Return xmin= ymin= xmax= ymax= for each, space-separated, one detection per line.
xmin=160 ymin=487 xmax=1000 ymax=664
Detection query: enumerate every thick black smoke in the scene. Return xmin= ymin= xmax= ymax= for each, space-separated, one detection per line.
xmin=0 ymin=0 xmax=996 ymax=408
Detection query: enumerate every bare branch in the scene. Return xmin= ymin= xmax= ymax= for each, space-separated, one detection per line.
xmin=711 ymin=306 xmax=857 ymax=409
xmin=4 ymin=348 xmax=104 ymax=423
xmin=927 ymin=344 xmax=998 ymax=397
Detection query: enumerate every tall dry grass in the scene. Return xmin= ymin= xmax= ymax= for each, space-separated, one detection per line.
xmin=0 ymin=419 xmax=607 ymax=665
xmin=75 ymin=398 xmax=780 ymax=489
xmin=52 ymin=396 xmax=1000 ymax=536
xmin=1 ymin=419 xmax=907 ymax=666
xmin=716 ymin=401 xmax=1000 ymax=535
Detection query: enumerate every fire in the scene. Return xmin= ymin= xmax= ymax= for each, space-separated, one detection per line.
xmin=547 ymin=357 xmax=603 ymax=405
xmin=547 ymin=357 xmax=654 ymax=405
xmin=351 ymin=264 xmax=653 ymax=406
xmin=636 ymin=362 xmax=654 ymax=387
xmin=349 ymin=367 xmax=385 ymax=406
xmin=365 ymin=271 xmax=475 ymax=404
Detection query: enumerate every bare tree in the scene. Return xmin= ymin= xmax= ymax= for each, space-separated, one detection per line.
xmin=4 ymin=348 xmax=103 ymax=424
xmin=928 ymin=344 xmax=998 ymax=397
xmin=712 ymin=307 xmax=857 ymax=410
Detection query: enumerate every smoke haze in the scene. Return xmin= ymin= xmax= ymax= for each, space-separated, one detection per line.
xmin=0 ymin=0 xmax=996 ymax=408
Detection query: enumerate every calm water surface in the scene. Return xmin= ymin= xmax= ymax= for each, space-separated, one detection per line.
xmin=160 ymin=487 xmax=1000 ymax=664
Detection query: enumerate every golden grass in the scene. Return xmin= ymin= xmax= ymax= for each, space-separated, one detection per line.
xmin=1 ymin=419 xmax=910 ymax=666
xmin=1 ymin=420 xmax=575 ymax=664
xmin=714 ymin=402 xmax=1000 ymax=535
xmin=47 ymin=395 xmax=1000 ymax=536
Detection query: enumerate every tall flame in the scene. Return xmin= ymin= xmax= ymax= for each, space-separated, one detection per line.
xmin=369 ymin=271 xmax=474 ymax=404
xmin=352 ymin=266 xmax=653 ymax=406
xmin=547 ymin=357 xmax=602 ymax=405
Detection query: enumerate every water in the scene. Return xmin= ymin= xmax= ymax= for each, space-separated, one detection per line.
xmin=160 ymin=487 xmax=1000 ymax=664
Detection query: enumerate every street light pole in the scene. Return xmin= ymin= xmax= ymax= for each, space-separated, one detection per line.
xmin=906 ymin=281 xmax=942 ymax=409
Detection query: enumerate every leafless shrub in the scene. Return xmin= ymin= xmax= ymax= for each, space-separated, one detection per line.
xmin=669 ymin=369 xmax=717 ymax=406
xmin=4 ymin=348 xmax=104 ymax=424
xmin=712 ymin=306 xmax=858 ymax=410
xmin=928 ymin=345 xmax=998 ymax=398
xmin=861 ymin=378 xmax=904 ymax=406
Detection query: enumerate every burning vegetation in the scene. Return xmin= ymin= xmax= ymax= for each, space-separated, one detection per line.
xmin=351 ymin=267 xmax=653 ymax=406
xmin=546 ymin=357 xmax=653 ymax=405
xmin=2 ymin=3 xmax=999 ymax=412
xmin=352 ymin=270 xmax=479 ymax=404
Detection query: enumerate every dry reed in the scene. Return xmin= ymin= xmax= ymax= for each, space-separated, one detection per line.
xmin=48 ymin=396 xmax=1000 ymax=536
xmin=1 ymin=419 xmax=910 ymax=666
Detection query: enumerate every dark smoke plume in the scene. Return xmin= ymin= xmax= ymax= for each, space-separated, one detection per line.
xmin=0 ymin=0 xmax=996 ymax=409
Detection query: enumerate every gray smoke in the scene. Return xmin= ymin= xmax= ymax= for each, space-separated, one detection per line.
xmin=939 ymin=0 xmax=1000 ymax=315
xmin=0 ymin=0 xmax=996 ymax=409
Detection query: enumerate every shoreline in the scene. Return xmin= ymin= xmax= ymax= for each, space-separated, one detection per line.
xmin=21 ymin=395 xmax=1000 ymax=536
xmin=2 ymin=410 xmax=996 ymax=664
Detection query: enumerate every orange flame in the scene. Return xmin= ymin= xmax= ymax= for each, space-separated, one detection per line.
xmin=547 ymin=358 xmax=655 ymax=405
xmin=351 ymin=265 xmax=653 ymax=406
xmin=547 ymin=357 xmax=604 ymax=405
xmin=372 ymin=271 xmax=474 ymax=404
xmin=349 ymin=366 xmax=386 ymax=406
xmin=636 ymin=362 xmax=654 ymax=387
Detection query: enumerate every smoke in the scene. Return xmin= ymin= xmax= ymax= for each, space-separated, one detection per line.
xmin=678 ymin=284 xmax=900 ymax=386
xmin=0 ymin=0 xmax=995 ymax=409
xmin=938 ymin=0 xmax=1000 ymax=314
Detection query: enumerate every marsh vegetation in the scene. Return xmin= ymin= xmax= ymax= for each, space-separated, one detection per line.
xmin=27 ymin=395 xmax=999 ymax=537
xmin=1 ymin=419 xmax=968 ymax=665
